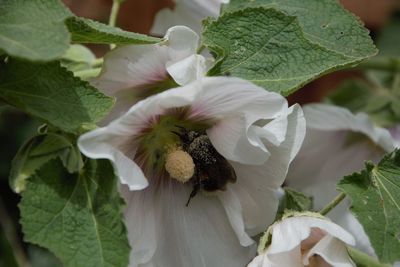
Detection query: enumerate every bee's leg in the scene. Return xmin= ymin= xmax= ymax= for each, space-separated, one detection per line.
xmin=173 ymin=125 xmax=188 ymax=137
xmin=171 ymin=125 xmax=187 ymax=140
xmin=171 ymin=130 xmax=183 ymax=138
xmin=186 ymin=182 xmax=200 ymax=207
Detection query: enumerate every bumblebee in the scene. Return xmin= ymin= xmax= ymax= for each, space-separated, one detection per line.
xmin=173 ymin=127 xmax=237 ymax=206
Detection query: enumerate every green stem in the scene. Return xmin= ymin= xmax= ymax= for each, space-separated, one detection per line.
xmin=357 ymin=57 xmax=400 ymax=72
xmin=74 ymin=68 xmax=101 ymax=79
xmin=348 ymin=247 xmax=390 ymax=267
xmin=197 ymin=44 xmax=205 ymax=54
xmin=108 ymin=0 xmax=122 ymax=50
xmin=392 ymin=73 xmax=400 ymax=93
xmin=0 ymin=197 xmax=31 ymax=267
xmin=318 ymin=192 xmax=346 ymax=216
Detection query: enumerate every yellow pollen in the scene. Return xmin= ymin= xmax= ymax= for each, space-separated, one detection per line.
xmin=165 ymin=149 xmax=195 ymax=183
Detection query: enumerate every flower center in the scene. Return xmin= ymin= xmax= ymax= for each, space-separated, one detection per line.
xmin=134 ymin=107 xmax=237 ymax=204
xmin=135 ymin=107 xmax=211 ymax=178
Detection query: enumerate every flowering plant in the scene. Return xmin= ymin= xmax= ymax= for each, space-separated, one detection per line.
xmin=0 ymin=0 xmax=399 ymax=267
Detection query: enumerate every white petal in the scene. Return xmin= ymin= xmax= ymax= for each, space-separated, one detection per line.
xmin=138 ymin=181 xmax=256 ymax=266
xmin=208 ymin=116 xmax=270 ymax=165
xmin=268 ymin=217 xmax=355 ymax=256
xmin=78 ymin=128 xmax=148 ymax=190
xmin=304 ymin=235 xmax=355 ymax=267
xmin=166 ymin=54 xmax=206 ymax=85
xmin=247 ymin=253 xmax=274 ymax=267
xmin=164 ymin=26 xmax=199 ymax=59
xmin=330 ymin=207 xmax=376 ymax=256
xmin=228 ymin=163 xmax=280 ymax=236
xmin=262 ymin=246 xmax=303 ymax=267
xmin=198 ymin=77 xmax=288 ymax=164
xmin=194 ymin=77 xmax=286 ymax=120
xmin=247 ymin=254 xmax=264 ymax=267
xmin=91 ymin=45 xmax=170 ymax=95
xmin=91 ymin=26 xmax=203 ymax=122
xmin=255 ymin=113 xmax=288 ymax=147
xmin=224 ymin=105 xmax=305 ymax=235
xmin=218 ymin=188 xmax=254 ymax=246
xmin=79 ymin=82 xmax=202 ymax=189
xmin=121 ymin=186 xmax=158 ymax=266
xmin=150 ymin=0 xmax=226 ymax=35
xmin=389 ymin=124 xmax=400 ymax=147
xmin=304 ymin=104 xmax=395 ymax=152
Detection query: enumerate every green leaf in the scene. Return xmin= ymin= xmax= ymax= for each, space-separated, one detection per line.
xmin=66 ymin=16 xmax=162 ymax=45
xmin=326 ymin=77 xmax=400 ymax=127
xmin=376 ymin=18 xmax=400 ymax=58
xmin=276 ymin=187 xmax=313 ymax=220
xmin=337 ymin=149 xmax=400 ymax=264
xmin=224 ymin=0 xmax=376 ymax=59
xmin=0 ymin=59 xmax=114 ymax=133
xmin=203 ymin=7 xmax=376 ymax=95
xmin=19 ymin=159 xmax=130 ymax=267
xmin=9 ymin=133 xmax=83 ymax=193
xmin=326 ymin=80 xmax=372 ymax=113
xmin=0 ymin=0 xmax=71 ymax=61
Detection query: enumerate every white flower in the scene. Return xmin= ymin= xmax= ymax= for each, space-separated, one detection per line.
xmin=151 ymin=0 xmax=229 ymax=35
xmin=91 ymin=26 xmax=207 ymax=123
xmin=78 ymin=77 xmax=305 ymax=266
xmin=389 ymin=124 xmax=400 ymax=147
xmin=248 ymin=214 xmax=356 ymax=267
xmin=286 ymin=104 xmax=396 ymax=255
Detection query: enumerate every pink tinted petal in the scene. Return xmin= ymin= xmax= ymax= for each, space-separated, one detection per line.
xmin=304 ymin=235 xmax=355 ymax=267
xmin=91 ymin=45 xmax=169 ymax=95
xmin=78 ymin=128 xmax=148 ymax=190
